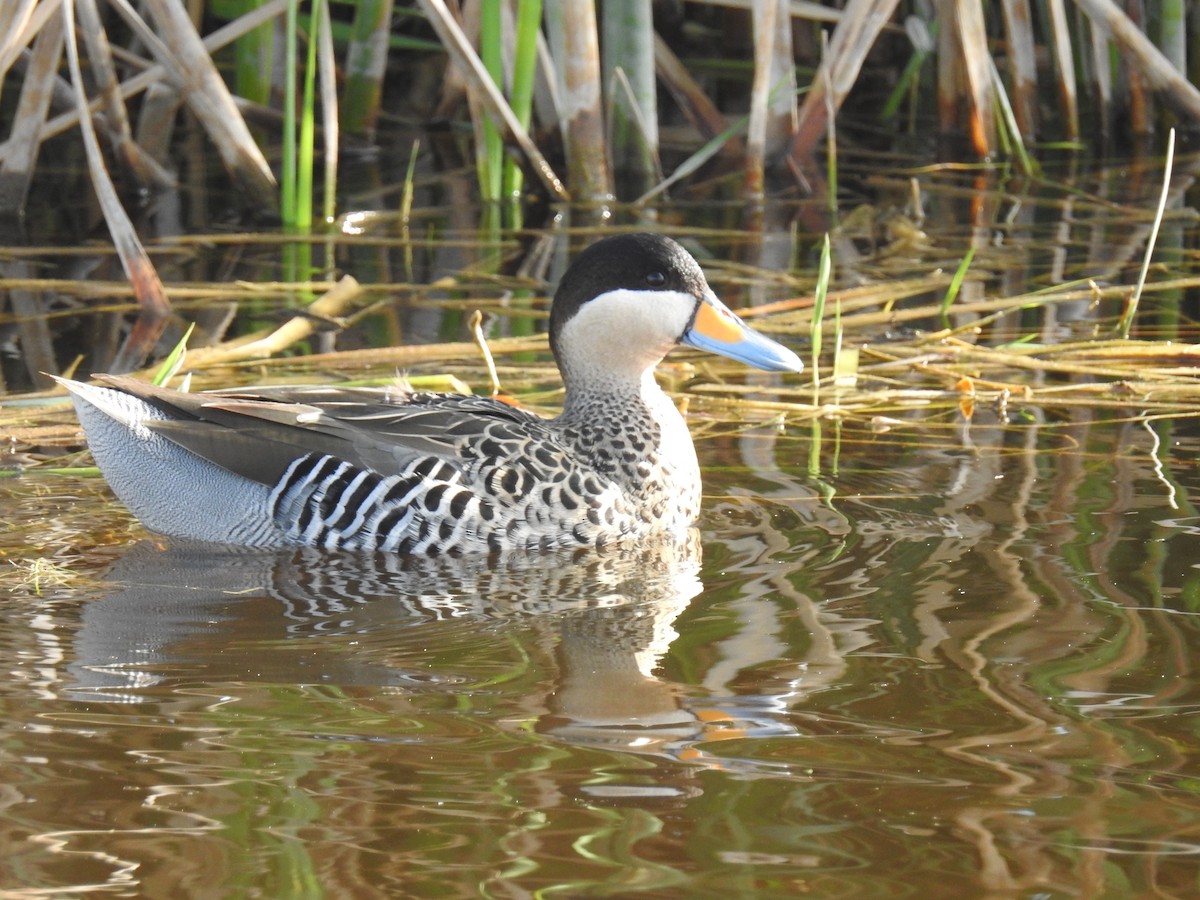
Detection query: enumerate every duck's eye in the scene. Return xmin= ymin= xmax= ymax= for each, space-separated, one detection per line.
xmin=645 ymin=271 xmax=666 ymax=287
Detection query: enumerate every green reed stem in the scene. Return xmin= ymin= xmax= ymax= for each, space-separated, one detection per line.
xmin=504 ymin=0 xmax=542 ymax=224
xmin=478 ymin=0 xmax=504 ymax=206
xmin=832 ymin=293 xmax=843 ymax=382
xmin=231 ymin=0 xmax=274 ymax=106
xmin=280 ymin=0 xmax=320 ymax=290
xmin=281 ymin=0 xmax=298 ymax=225
xmin=296 ymin=0 xmax=321 ymax=232
xmin=882 ymin=16 xmax=934 ymax=128
xmin=342 ymin=0 xmax=393 ymax=139
xmin=811 ymin=233 xmax=831 ymax=395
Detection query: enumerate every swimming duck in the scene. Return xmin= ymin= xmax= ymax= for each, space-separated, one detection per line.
xmin=60 ymin=233 xmax=803 ymax=553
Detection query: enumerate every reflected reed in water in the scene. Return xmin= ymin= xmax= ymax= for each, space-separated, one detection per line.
xmin=3 ymin=406 xmax=1200 ymax=894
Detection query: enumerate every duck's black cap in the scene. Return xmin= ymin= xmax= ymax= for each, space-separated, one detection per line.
xmin=549 ymin=233 xmax=708 ymax=358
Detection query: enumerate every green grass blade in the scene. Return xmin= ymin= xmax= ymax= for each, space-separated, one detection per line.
xmin=635 ymin=113 xmax=749 ymax=204
xmin=152 ymin=323 xmax=195 ymax=386
xmin=939 ymin=245 xmax=976 ymax=326
xmin=988 ymin=55 xmax=1038 ymax=177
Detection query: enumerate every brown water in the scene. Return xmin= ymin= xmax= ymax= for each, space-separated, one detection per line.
xmin=4 ymin=146 xmax=1200 ymax=895
xmin=2 ymin=409 xmax=1200 ymax=896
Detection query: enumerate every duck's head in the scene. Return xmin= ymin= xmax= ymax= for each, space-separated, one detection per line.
xmin=549 ymin=233 xmax=803 ymax=392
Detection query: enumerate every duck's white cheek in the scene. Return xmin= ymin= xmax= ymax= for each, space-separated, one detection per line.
xmin=559 ymin=289 xmax=696 ymax=370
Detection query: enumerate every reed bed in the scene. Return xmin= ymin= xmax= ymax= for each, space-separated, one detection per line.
xmin=5 ymin=232 xmax=1199 ymax=471
xmin=3 ymin=2 xmax=1196 ymax=216
xmin=0 ymin=1 xmax=1198 ymax=463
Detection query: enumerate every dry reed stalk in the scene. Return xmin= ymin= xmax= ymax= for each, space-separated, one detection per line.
xmin=1052 ymin=342 xmax=1200 ymax=364
xmin=700 ymin=0 xmax=841 ymax=22
xmin=74 ymin=0 xmax=174 ymax=190
xmin=37 ymin=0 xmax=289 ymax=145
xmin=543 ymin=0 xmax=612 ymax=203
xmin=0 ymin=0 xmax=54 ymax=82
xmin=249 ymin=333 xmax=550 ymax=371
xmin=62 ymin=0 xmax=170 ymax=374
xmin=733 ymin=275 xmax=959 ymax=319
xmin=114 ymin=0 xmax=277 ymax=207
xmin=603 ymin=0 xmax=658 ymax=185
xmin=998 ymin=0 xmax=1038 ymax=139
xmin=529 ymin=29 xmax=560 ymax=131
xmin=0 ymin=9 xmax=63 ymax=213
xmin=951 ymin=0 xmax=996 ymax=156
xmin=2 ymin=265 xmax=57 ymax=390
xmin=745 ymin=0 xmax=779 ymax=196
xmin=1121 ymin=129 xmax=1176 ymax=339
xmin=0 ymin=280 xmax=341 ymax=301
xmin=745 ymin=0 xmax=796 ymax=195
xmin=73 ymin=0 xmax=133 ymax=147
xmin=934 ymin=6 xmax=959 ymax=143
xmin=131 ymin=65 xmax=183 ymax=166
xmin=653 ymin=34 xmax=744 ymax=161
xmin=753 ymin=280 xmax=1051 ymax=333
xmin=886 ymin=337 xmax=1191 ymax=382
xmin=1085 ymin=7 xmax=1114 ymax=135
xmin=760 ymin=281 xmax=1179 ymax=337
xmin=1074 ymin=0 xmax=1200 ymax=120
xmin=787 ymin=0 xmax=900 ymax=178
xmin=174 ymin=276 xmax=364 ymax=371
xmin=417 ymin=0 xmax=568 ymax=201
xmin=1045 ymin=0 xmax=1080 ymax=140
xmin=1123 ymin=0 xmax=1152 ymax=134
xmin=317 ymin=0 xmax=338 ymax=228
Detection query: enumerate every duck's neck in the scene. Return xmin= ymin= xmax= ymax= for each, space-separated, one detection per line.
xmin=557 ymin=366 xmax=665 ymax=430
xmin=555 ymin=369 xmax=701 ymax=506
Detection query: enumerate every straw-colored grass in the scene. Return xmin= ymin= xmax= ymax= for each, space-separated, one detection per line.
xmin=6 ymin=241 xmax=1197 ymax=474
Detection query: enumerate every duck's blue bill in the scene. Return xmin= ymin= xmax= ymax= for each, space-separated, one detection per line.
xmin=682 ymin=293 xmax=804 ymax=373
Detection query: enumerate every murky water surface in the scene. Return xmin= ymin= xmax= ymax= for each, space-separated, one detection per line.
xmin=2 ymin=411 xmax=1199 ymax=896
xmin=3 ymin=149 xmax=1200 ymax=895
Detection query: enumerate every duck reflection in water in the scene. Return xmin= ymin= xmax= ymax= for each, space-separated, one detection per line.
xmin=68 ymin=533 xmax=763 ymax=763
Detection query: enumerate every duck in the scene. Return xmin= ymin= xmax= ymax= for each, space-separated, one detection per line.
xmin=59 ymin=232 xmax=803 ymax=554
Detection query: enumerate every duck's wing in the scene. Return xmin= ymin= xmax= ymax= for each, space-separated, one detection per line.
xmin=91 ymin=374 xmax=549 ymax=488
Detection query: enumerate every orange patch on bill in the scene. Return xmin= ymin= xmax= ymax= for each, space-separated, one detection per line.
xmin=692 ymin=302 xmax=745 ymax=344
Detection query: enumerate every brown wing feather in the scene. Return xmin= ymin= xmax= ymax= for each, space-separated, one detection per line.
xmin=92 ymin=374 xmax=555 ymax=487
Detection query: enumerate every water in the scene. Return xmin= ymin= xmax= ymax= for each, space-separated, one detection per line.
xmin=2 ymin=408 xmax=1199 ymax=896
xmin=4 ymin=140 xmax=1200 ymax=893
